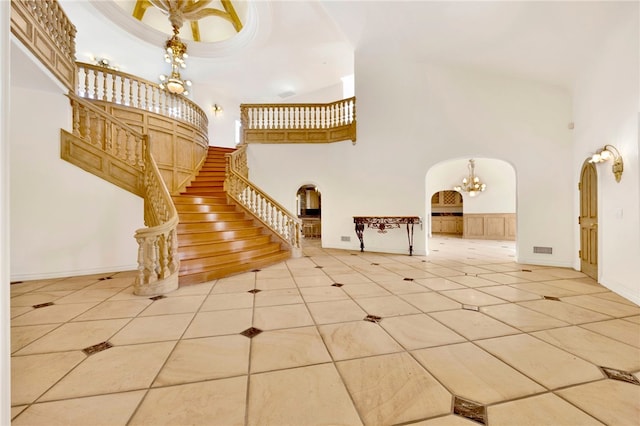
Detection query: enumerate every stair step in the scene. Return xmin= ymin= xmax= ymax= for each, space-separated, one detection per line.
xmin=175 ymin=203 xmax=237 ymax=213
xmin=177 ymin=228 xmax=265 ymax=245
xmin=178 ymin=235 xmax=272 ymax=258
xmin=173 ymin=195 xmax=228 ymax=205
xmin=180 ymin=244 xmax=284 ymax=273
xmin=178 ymin=251 xmax=291 ymax=285
xmin=177 ymin=220 xmax=256 ymax=233
xmin=178 ymin=212 xmax=247 ymax=222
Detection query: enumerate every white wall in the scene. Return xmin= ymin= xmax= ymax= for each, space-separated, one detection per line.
xmin=10 ymin=50 xmax=144 ymax=280
xmin=248 ymin=60 xmax=574 ymax=263
xmin=572 ymin=8 xmax=640 ymax=304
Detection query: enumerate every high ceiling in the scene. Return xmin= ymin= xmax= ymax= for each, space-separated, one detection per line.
xmin=56 ymin=0 xmax=635 ymax=104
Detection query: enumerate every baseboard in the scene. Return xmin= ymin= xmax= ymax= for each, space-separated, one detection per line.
xmin=10 ymin=264 xmax=138 ymax=282
xmin=515 ymin=256 xmax=574 ymax=269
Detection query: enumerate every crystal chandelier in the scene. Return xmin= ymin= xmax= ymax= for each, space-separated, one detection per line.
xmin=453 ymin=159 xmax=487 ymax=197
xmin=159 ymin=25 xmax=191 ymax=96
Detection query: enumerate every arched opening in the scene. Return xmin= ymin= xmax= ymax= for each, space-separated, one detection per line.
xmin=297 ymin=184 xmax=321 ymax=239
xmin=425 ymin=158 xmax=517 ymax=253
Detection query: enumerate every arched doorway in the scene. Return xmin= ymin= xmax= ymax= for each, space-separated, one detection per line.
xmin=297 ymin=184 xmax=321 ymax=238
xmin=579 ymin=161 xmax=598 ymax=279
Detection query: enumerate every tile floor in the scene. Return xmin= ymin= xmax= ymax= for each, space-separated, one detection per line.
xmin=10 ymin=237 xmax=640 ymax=425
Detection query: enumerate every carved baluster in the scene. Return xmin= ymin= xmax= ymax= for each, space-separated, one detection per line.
xmin=159 ymin=233 xmax=169 ymax=279
xmin=136 ymin=236 xmax=146 ymax=286
xmin=82 ymin=107 xmax=91 ymax=143
xmin=72 ymin=100 xmax=80 ymax=136
xmin=149 ymin=236 xmax=159 ymax=282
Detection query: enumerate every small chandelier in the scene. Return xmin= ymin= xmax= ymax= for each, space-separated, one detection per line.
xmin=588 ymin=144 xmax=623 ymax=182
xmin=453 ymin=159 xmax=487 ymax=197
xmin=159 ymin=26 xmax=192 ymax=96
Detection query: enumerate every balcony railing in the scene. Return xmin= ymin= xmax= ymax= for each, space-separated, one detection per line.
xmin=240 ymin=97 xmax=356 ymax=144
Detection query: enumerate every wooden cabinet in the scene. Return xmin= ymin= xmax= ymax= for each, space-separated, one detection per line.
xmin=431 ymin=190 xmax=462 ymax=207
xmin=431 ymin=216 xmax=463 ymax=235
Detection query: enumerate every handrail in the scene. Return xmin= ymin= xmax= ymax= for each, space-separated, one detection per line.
xmin=67 ymin=94 xmax=180 ymax=295
xmin=225 ymin=147 xmax=302 ymax=255
xmin=67 ymin=92 xmax=146 ymax=168
xmin=10 ymin=0 xmax=77 ymax=90
xmin=240 ymin=97 xmax=356 ymax=144
xmin=75 ymin=62 xmax=208 ymax=136
xmin=133 ymin=139 xmax=180 ymax=296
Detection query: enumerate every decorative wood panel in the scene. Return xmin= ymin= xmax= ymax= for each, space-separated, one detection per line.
xmin=463 ymin=213 xmax=516 ymax=241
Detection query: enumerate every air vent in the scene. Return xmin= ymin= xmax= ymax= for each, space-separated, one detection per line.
xmin=533 ymin=246 xmax=553 ymax=254
xmin=341 ymin=236 xmax=351 ymax=242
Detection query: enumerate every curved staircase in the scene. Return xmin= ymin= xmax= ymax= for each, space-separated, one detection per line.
xmin=174 ymin=147 xmax=291 ymax=285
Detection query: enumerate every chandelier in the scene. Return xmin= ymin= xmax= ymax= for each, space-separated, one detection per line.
xmin=159 ymin=25 xmax=192 ymax=95
xmin=453 ymin=159 xmax=487 ymax=197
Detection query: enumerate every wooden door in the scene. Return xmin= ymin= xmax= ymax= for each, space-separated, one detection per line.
xmin=579 ymin=161 xmax=598 ymax=279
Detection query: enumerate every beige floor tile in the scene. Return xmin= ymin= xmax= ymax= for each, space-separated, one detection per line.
xmin=593 ymin=291 xmax=638 ymax=306
xmin=487 ymin=392 xmax=604 ymax=426
xmin=380 ymin=314 xmax=465 ymax=350
xmin=199 ymin=292 xmax=254 ymax=312
xmin=154 ymin=335 xmax=249 ymax=386
xmin=446 ymin=275 xmax=497 ymax=288
xmin=10 ymin=291 xmax=74 ymax=307
xmin=519 ymin=299 xmax=612 ymax=324
xmin=37 ymin=279 xmax=100 ymax=292
xmin=561 ymin=294 xmax=640 ymax=317
xmin=255 ymin=277 xmax=297 ymax=290
xmin=15 ymin=319 xmax=129 ymax=355
xmin=481 ymin=303 xmax=569 ymax=332
xmin=11 ymin=405 xmax=27 ymax=420
xmin=299 ymin=285 xmax=350 ymax=303
xmin=12 ymin=391 xmax=146 ymax=426
xmin=354 ymin=295 xmax=420 ymax=317
xmin=375 ymin=279 xmax=431 ymax=294
xmin=73 ymin=299 xmax=152 ymax=320
xmin=511 ymin=282 xmax=580 ymax=297
xmin=440 ymin=288 xmax=506 ymax=306
xmin=533 ymin=326 xmax=640 ymax=371
xmin=40 ymin=341 xmax=175 ymax=401
xmin=293 ymin=274 xmax=335 ymax=287
xmin=408 ymin=415 xmax=479 ymax=425
xmin=247 ymin=364 xmax=362 ymax=426
xmin=336 ymin=352 xmax=451 ymax=425
xmin=85 ymin=276 xmax=136 ymax=290
xmin=506 ymin=270 xmax=559 ymax=281
xmin=183 ymin=308 xmax=253 ymax=338
xmin=476 ymin=334 xmax=603 ymax=389
xmin=342 ymin=283 xmax=391 ymax=298
xmin=318 ymin=320 xmax=403 ymax=360
xmin=11 ymin=324 xmax=59 ymax=353
xmin=542 ymin=279 xmax=605 ymax=295
xmin=53 ymin=288 xmax=124 ymax=304
xmin=10 ymin=280 xmax=57 ymax=295
xmin=412 ymin=342 xmax=545 ymax=404
xmin=165 ymin=281 xmax=214 ymax=296
xmin=476 ymin=273 xmax=530 ymax=285
xmin=11 ymin=351 xmax=86 ymax=405
xmin=131 ymin=377 xmax=247 ymax=426
xmin=414 ymin=277 xmax=465 ymax=291
xmin=256 ymin=268 xmax=294 ymax=279
xmin=581 ymin=319 xmax=640 ymax=348
xmin=254 ymin=288 xmax=304 ymax=307
xmin=557 ymin=380 xmax=640 ymax=426
xmin=11 ymin=302 xmax=99 ymax=326
xmin=327 ymin=272 xmax=373 ymax=284
xmin=110 ymin=313 xmax=193 ymax=345
xmin=253 ymin=304 xmax=314 ymax=330
xmin=399 ymin=292 xmax=461 ymax=312
xmin=210 ymin=279 xmax=255 ymax=294
xmin=107 ymin=286 xmax=144 ymax=301
xmin=250 ymin=326 xmax=331 ymax=373
xmin=11 ymin=306 xmax=33 ymax=319
xmin=307 ymin=299 xmax=367 ymax=324
xmin=427 ymin=267 xmax=465 ymax=277
xmin=138 ymin=295 xmax=205 ymax=316
xmin=429 ymin=309 xmax=519 ymax=340
xmin=624 ymin=315 xmax=640 ymax=324
xmin=477 ymin=285 xmax=540 ymax=302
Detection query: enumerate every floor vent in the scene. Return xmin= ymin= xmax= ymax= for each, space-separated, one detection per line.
xmin=533 ymin=246 xmax=553 ymax=254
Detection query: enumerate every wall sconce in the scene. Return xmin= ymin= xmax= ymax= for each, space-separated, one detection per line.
xmin=212 ymin=104 xmax=223 ymax=116
xmin=588 ymin=144 xmax=623 ymax=182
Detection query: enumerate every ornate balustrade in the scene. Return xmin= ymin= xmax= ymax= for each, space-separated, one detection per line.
xmin=10 ymin=0 xmax=77 ymax=90
xmin=225 ymin=147 xmax=302 ymax=256
xmin=76 ymin=62 xmax=208 ymax=137
xmin=240 ymin=97 xmax=356 ymax=144
xmin=63 ymin=94 xmax=179 ymax=295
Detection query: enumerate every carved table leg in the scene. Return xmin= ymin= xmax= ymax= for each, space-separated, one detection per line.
xmin=355 ymin=222 xmax=365 ymax=252
xmin=407 ymin=222 xmax=415 ymax=256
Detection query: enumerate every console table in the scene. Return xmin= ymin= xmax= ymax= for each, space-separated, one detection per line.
xmin=353 ymin=216 xmax=422 ymax=255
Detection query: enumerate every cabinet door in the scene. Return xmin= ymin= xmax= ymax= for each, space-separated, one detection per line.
xmin=442 ymin=218 xmax=457 ymax=233
xmin=456 ymin=217 xmax=463 ymax=234
xmin=431 ymin=217 xmax=442 ymax=233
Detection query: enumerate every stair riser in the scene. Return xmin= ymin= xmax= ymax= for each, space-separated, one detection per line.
xmin=178 ymin=229 xmax=264 ymax=245
xmin=177 ymin=221 xmax=256 ymax=233
xmin=180 ymin=244 xmax=283 ymax=272
xmin=178 ymin=212 xmax=246 ymax=222
xmin=173 ymin=196 xmax=228 ymax=205
xmin=175 ymin=204 xmax=237 ymax=213
xmin=178 ymin=252 xmax=291 ymax=285
xmin=178 ymin=236 xmax=272 ymax=259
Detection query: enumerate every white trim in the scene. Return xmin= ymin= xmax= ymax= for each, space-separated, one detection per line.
xmin=10 ymin=264 xmax=138 ymax=282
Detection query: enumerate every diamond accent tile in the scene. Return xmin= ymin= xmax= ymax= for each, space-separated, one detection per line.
xmin=600 ymin=366 xmax=640 ymax=385
xmin=403 ymin=278 xmax=414 ymax=281
xmin=251 ymin=269 xmax=261 ymax=272
xmin=364 ymin=314 xmax=382 ymax=323
xmin=521 ymin=269 xmax=533 ymax=272
xmin=543 ymin=295 xmax=561 ymax=301
xmin=149 ymin=295 xmax=166 ymax=301
xmin=331 ymin=283 xmax=344 ymax=287
xmin=315 ymin=266 xmax=324 ymax=269
xmin=11 ymin=281 xmax=24 ymax=285
xmin=240 ymin=327 xmax=263 ymax=338
xmin=462 ymin=304 xmax=480 ymax=312
xmin=82 ymin=341 xmax=113 ymax=355
xmin=248 ymin=289 xmax=262 ymax=294
xmin=98 ymin=276 xmax=113 ymax=281
xmin=453 ymin=396 xmax=486 ymax=424
xmin=32 ymin=302 xmax=54 ymax=309
xmin=371 ymin=263 xmax=380 ymax=266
